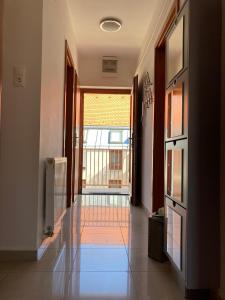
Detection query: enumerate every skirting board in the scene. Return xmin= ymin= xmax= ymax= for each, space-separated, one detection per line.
xmin=0 ymin=250 xmax=37 ymax=261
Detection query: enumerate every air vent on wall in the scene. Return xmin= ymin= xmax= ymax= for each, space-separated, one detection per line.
xmin=102 ymin=57 xmax=118 ymax=74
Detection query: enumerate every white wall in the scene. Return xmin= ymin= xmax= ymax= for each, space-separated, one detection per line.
xmin=135 ymin=0 xmax=174 ymax=213
xmin=79 ymin=55 xmax=136 ymax=88
xmin=37 ymin=0 xmax=79 ymax=246
xmin=0 ymin=0 xmax=43 ymax=250
xmin=0 ymin=0 xmax=79 ymax=251
xmin=220 ymin=1 xmax=225 ymax=298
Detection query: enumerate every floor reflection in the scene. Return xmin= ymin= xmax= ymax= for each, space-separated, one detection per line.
xmin=0 ymin=194 xmax=185 ymax=300
xmin=80 ymin=195 xmax=130 ymax=248
xmin=81 ymin=195 xmax=130 ymax=224
xmin=68 ymin=272 xmax=134 ymax=299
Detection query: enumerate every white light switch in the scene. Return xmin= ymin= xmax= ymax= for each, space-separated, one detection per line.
xmin=13 ymin=66 xmax=26 ymax=87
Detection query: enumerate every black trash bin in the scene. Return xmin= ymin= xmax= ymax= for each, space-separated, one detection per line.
xmin=148 ymin=215 xmax=168 ymax=262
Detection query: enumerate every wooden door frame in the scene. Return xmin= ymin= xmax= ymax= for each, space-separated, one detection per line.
xmin=73 ymin=80 xmax=82 ymax=196
xmin=152 ymin=0 xmax=179 ymax=212
xmin=63 ymin=41 xmax=75 ymax=155
xmin=71 ymin=72 xmax=78 ymax=202
xmin=0 ymin=0 xmax=3 ymax=135
xmin=63 ymin=41 xmax=77 ymax=207
xmin=81 ymin=88 xmax=131 ymax=95
xmin=77 ymin=88 xmax=84 ymax=194
xmin=79 ymin=88 xmax=131 ymax=193
xmin=130 ymin=75 xmax=141 ymax=206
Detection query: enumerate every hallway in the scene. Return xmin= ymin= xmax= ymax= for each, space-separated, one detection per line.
xmin=0 ymin=0 xmax=224 ymax=298
xmin=0 ymin=195 xmax=184 ymax=300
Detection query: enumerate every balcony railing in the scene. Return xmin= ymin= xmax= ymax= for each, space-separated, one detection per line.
xmin=82 ymin=147 xmax=130 ymax=194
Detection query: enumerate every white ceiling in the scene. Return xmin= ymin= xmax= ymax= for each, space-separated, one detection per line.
xmin=68 ymin=0 xmax=158 ymax=59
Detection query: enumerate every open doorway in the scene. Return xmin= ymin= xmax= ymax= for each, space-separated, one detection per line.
xmin=81 ymin=89 xmax=131 ymax=195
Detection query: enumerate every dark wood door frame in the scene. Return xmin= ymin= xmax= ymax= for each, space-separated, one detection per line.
xmin=78 ymin=90 xmax=85 ymax=194
xmin=79 ymin=88 xmax=131 ymax=194
xmin=152 ymin=0 xmax=179 ymax=212
xmin=81 ymin=88 xmax=131 ymax=95
xmin=73 ymin=80 xmax=82 ymax=196
xmin=130 ymin=75 xmax=141 ymax=206
xmin=76 ymin=89 xmax=85 ymax=195
xmin=0 ymin=0 xmax=3 ymax=133
xmin=71 ymin=73 xmax=78 ymax=202
xmin=63 ymin=41 xmax=77 ymax=207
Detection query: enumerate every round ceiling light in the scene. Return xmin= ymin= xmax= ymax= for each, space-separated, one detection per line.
xmin=100 ymin=18 xmax=122 ymax=32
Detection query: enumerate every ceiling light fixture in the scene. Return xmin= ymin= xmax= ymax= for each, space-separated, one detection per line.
xmin=100 ymin=18 xmax=122 ymax=32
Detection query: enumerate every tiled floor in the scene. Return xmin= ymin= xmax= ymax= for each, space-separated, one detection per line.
xmin=0 ymin=195 xmax=185 ymax=300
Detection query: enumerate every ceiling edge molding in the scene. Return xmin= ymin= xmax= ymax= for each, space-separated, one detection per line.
xmin=65 ymin=0 xmax=79 ymax=52
xmin=136 ymin=0 xmax=174 ymax=75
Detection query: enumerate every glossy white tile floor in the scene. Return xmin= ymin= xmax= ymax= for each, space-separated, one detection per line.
xmin=0 ymin=195 xmax=185 ymax=300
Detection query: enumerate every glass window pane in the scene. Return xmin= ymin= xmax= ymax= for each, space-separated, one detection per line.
xmin=83 ymin=129 xmax=88 ymax=144
xmin=166 ymin=206 xmax=182 ymax=270
xmin=109 ymin=130 xmax=122 ymax=144
xmin=166 ymin=85 xmax=183 ymax=138
xmin=167 ymin=17 xmax=184 ymax=82
xmin=167 ymin=149 xmax=183 ymax=202
xmin=109 ymin=150 xmax=122 ymax=170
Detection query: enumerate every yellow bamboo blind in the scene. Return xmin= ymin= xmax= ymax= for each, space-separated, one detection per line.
xmin=84 ymin=94 xmax=130 ymax=127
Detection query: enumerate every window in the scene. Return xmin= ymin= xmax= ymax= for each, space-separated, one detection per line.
xmin=109 ymin=130 xmax=122 ymax=144
xmin=166 ymin=84 xmax=183 ymax=139
xmin=167 ymin=17 xmax=184 ymax=82
xmin=109 ymin=150 xmax=122 ymax=170
xmin=167 ymin=149 xmax=183 ymax=202
xmin=166 ymin=206 xmax=182 ymax=270
xmin=108 ymin=180 xmax=122 ymax=188
xmin=83 ymin=129 xmax=88 ymax=144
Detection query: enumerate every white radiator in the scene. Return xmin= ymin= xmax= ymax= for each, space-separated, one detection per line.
xmin=45 ymin=157 xmax=67 ymax=235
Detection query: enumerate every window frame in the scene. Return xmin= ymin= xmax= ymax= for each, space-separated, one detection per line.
xmin=108 ymin=130 xmax=123 ymax=144
xmin=109 ymin=149 xmax=123 ymax=170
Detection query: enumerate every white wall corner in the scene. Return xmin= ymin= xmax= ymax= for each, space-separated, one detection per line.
xmin=136 ymin=0 xmax=174 ymax=77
